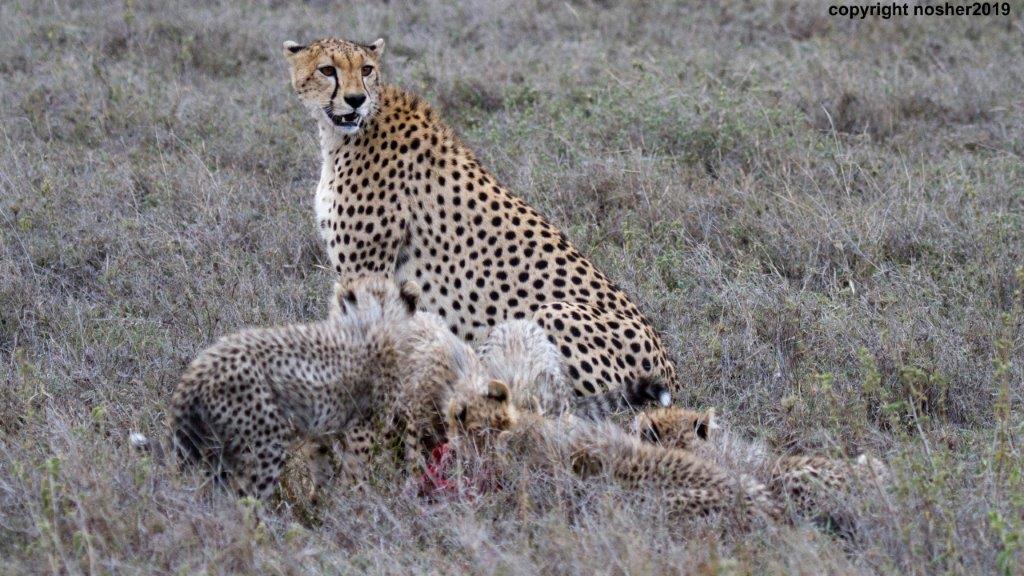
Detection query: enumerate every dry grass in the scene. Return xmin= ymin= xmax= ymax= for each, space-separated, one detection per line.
xmin=1 ymin=0 xmax=1022 ymax=574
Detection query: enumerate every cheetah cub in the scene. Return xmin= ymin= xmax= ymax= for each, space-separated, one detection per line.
xmin=168 ymin=275 xmax=419 ymax=501
xmin=633 ymin=406 xmax=718 ymax=451
xmin=446 ymin=389 xmax=780 ymax=524
xmin=390 ymin=310 xmax=499 ymax=473
xmin=633 ymin=406 xmax=890 ymax=527
xmin=478 ymin=320 xmax=671 ymax=419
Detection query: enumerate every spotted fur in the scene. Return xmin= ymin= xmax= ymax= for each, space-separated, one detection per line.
xmin=478 ymin=319 xmax=570 ymax=415
xmin=633 ymin=406 xmax=718 ymax=451
xmin=573 ymin=376 xmax=672 ymax=421
xmin=168 ymin=275 xmax=418 ymax=500
xmin=446 ymin=390 xmax=780 ymax=524
xmin=478 ymin=319 xmax=671 ymax=421
xmin=283 ymin=37 xmax=677 ymax=400
xmin=633 ymin=406 xmax=890 ymax=527
xmin=389 ymin=311 xmax=495 ymax=473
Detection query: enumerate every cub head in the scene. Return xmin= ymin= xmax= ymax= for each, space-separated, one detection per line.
xmin=446 ymin=380 xmax=519 ymax=449
xmin=633 ymin=406 xmax=717 ymax=451
xmin=330 ymin=275 xmax=420 ymax=324
xmin=282 ymin=37 xmax=386 ymax=135
xmin=479 ymin=320 xmax=569 ymax=416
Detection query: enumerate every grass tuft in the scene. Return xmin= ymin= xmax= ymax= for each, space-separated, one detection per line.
xmin=1 ymin=0 xmax=1021 ymax=573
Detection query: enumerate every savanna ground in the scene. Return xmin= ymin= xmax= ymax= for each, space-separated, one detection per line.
xmin=1 ymin=0 xmax=1023 ymax=573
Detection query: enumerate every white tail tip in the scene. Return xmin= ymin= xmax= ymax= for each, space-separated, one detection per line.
xmin=659 ymin=391 xmax=671 ymax=407
xmin=129 ymin=432 xmax=149 ymax=449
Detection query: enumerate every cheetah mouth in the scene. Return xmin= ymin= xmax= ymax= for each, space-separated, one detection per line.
xmin=327 ymin=110 xmax=363 ymax=130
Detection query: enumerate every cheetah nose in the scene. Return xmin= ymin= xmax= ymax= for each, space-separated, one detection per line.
xmin=344 ymin=94 xmax=367 ymax=109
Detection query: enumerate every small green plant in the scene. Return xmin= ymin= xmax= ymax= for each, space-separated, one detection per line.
xmin=989 ymin=509 xmax=1022 ymax=576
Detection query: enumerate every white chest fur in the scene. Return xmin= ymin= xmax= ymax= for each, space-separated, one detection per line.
xmin=314 ymin=155 xmax=335 ymax=245
xmin=314 ymin=126 xmax=345 ymax=246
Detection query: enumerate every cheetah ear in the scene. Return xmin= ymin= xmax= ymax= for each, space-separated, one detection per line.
xmin=283 ymin=40 xmax=306 ymax=57
xmin=640 ymin=419 xmax=661 ymax=444
xmin=453 ymin=403 xmax=468 ymax=425
xmin=695 ymin=408 xmax=717 ymax=440
xmin=329 ymin=282 xmax=344 ymax=316
xmin=706 ymin=408 xmax=718 ymax=429
xmin=367 ymin=38 xmax=385 ymax=56
xmin=486 ymin=380 xmax=510 ymax=403
xmin=399 ymin=280 xmax=421 ymax=314
xmin=695 ymin=420 xmax=708 ymax=440
xmin=341 ymin=289 xmax=358 ymax=311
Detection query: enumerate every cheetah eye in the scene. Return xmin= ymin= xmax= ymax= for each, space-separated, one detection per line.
xmin=318 ymin=65 xmax=336 ymax=77
xmin=361 ymin=65 xmax=374 ymax=77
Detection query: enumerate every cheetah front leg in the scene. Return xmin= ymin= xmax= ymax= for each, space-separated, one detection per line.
xmin=533 ymin=302 xmax=676 ymax=397
xmin=402 ymin=420 xmax=428 ymax=477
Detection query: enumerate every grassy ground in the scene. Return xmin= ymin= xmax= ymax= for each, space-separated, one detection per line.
xmin=1 ymin=0 xmax=1022 ymax=573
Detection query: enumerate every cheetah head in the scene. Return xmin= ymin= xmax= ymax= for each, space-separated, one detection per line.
xmin=330 ymin=275 xmax=420 ymax=324
xmin=633 ymin=406 xmax=717 ymax=451
xmin=282 ymin=37 xmax=385 ymax=135
xmin=446 ymin=380 xmax=519 ymax=451
xmin=479 ymin=320 xmax=569 ymax=416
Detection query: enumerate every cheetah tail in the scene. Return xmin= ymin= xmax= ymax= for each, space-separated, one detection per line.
xmin=624 ymin=376 xmax=672 ymax=410
xmin=128 ymin=431 xmax=168 ymax=466
xmin=571 ymin=376 xmax=672 ymax=421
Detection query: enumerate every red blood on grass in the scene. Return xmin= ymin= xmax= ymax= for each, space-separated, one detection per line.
xmin=420 ymin=443 xmax=457 ymax=496
xmin=418 ymin=441 xmax=504 ymax=501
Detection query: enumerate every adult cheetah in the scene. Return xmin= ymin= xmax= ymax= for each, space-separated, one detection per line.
xmin=282 ymin=37 xmax=677 ymax=399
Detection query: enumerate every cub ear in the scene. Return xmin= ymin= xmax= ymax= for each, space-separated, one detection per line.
xmin=695 ymin=407 xmax=717 ymax=440
xmin=398 ymin=280 xmax=421 ymax=314
xmin=331 ymin=282 xmax=356 ymax=311
xmin=329 ymin=282 xmax=357 ymax=316
xmin=486 ymin=380 xmax=510 ymax=403
xmin=367 ymin=37 xmax=385 ymax=55
xmin=282 ymin=40 xmax=306 ymax=57
xmin=638 ymin=416 xmax=661 ymax=444
xmin=445 ymin=398 xmax=469 ymax=432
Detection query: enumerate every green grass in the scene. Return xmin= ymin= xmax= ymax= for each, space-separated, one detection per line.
xmin=1 ymin=0 xmax=1022 ymax=573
